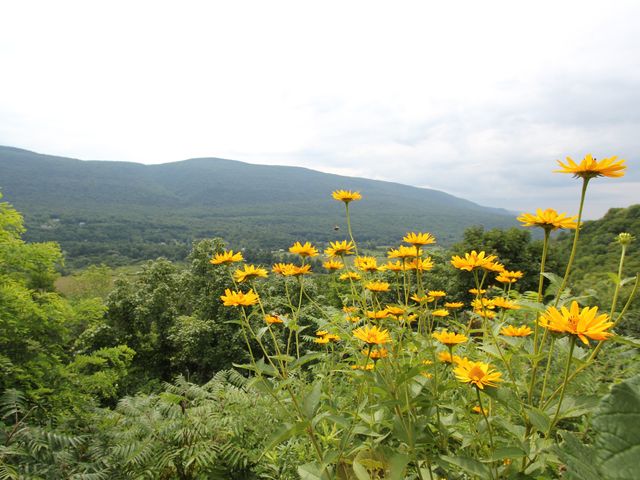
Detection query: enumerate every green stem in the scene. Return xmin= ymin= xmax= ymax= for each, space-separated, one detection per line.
xmin=345 ymin=203 xmax=358 ymax=257
xmin=610 ymin=245 xmax=627 ymax=318
xmin=554 ymin=178 xmax=590 ymax=306
xmin=476 ymin=388 xmax=496 ymax=480
xmin=547 ymin=337 xmax=575 ymax=436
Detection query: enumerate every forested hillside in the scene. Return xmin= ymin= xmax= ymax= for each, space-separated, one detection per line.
xmin=0 ymin=146 xmax=517 ymax=267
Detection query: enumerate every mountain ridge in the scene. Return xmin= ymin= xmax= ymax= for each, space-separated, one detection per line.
xmin=0 ymin=145 xmax=518 ymax=267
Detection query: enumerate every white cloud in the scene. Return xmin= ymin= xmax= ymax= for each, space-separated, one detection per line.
xmin=0 ymin=0 xmax=638 ymax=219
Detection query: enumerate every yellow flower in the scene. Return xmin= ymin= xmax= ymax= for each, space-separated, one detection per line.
xmin=272 ymin=263 xmax=311 ymax=276
xmin=385 ymin=305 xmax=405 ymax=317
xmin=354 ymin=256 xmax=379 ymax=272
xmin=265 ymin=314 xmax=284 ymax=325
xmin=339 ymin=271 xmax=362 ymax=281
xmin=496 ymin=270 xmax=524 ymax=284
xmin=233 ymin=264 xmax=268 ymax=283
xmin=431 ymin=309 xmax=450 ymax=317
xmin=325 ymin=240 xmax=355 ymax=257
xmin=346 ymin=315 xmax=361 ymax=323
xmin=323 ymin=259 xmax=344 ymax=271
xmin=474 ymin=309 xmax=497 ymax=320
xmin=210 ymin=249 xmax=244 ymax=265
xmin=484 ymin=261 xmax=505 ymax=273
xmin=380 ymin=261 xmax=404 ymax=272
xmin=471 ymin=405 xmax=489 ymax=415
xmin=454 ymin=360 xmax=502 ymax=389
xmin=444 ymin=302 xmax=464 ymax=309
xmin=403 ymin=232 xmax=436 ymax=246
xmin=353 ymin=325 xmax=392 ymax=345
xmin=343 ymin=305 xmax=358 ymax=313
xmin=471 ymin=298 xmax=496 ymax=310
xmin=500 ymin=325 xmax=533 ymax=337
xmin=411 ymin=294 xmax=431 ymax=303
xmin=451 ymin=251 xmax=498 ymax=271
xmin=316 ymin=330 xmax=329 ymax=336
xmin=289 ymin=241 xmax=319 ymax=257
xmin=555 ymin=154 xmax=626 ymax=179
xmin=388 ymin=245 xmax=419 ymax=259
xmin=616 ymin=232 xmax=634 ymax=247
xmin=433 ymin=329 xmax=468 ymax=346
xmin=404 ymin=257 xmax=434 ymax=271
xmin=469 ymin=288 xmax=487 ymax=295
xmin=438 ymin=351 xmax=463 ymax=364
xmin=364 ymin=348 xmax=389 ymax=359
xmin=365 ymin=281 xmax=390 ymax=292
xmin=332 ymin=189 xmax=362 ymax=203
xmin=220 ymin=289 xmax=259 ymax=307
xmin=366 ymin=309 xmax=390 ymax=320
xmin=351 ymin=363 xmax=375 ymax=371
xmin=325 ymin=334 xmax=341 ymax=343
xmin=518 ymin=208 xmax=579 ymax=231
xmin=315 ymin=336 xmax=330 ymax=344
xmin=492 ymin=297 xmax=520 ymax=310
xmin=428 ymin=290 xmax=446 ymax=298
xmin=539 ymin=301 xmax=614 ymax=345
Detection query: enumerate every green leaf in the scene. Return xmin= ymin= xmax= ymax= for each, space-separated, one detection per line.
xmin=554 ymin=431 xmax=600 ymax=480
xmin=483 ymin=386 xmax=521 ymax=413
xmin=303 ymin=380 xmax=323 ymax=419
xmin=526 ymin=407 xmax=551 ymax=433
xmin=388 ymin=453 xmax=410 ymax=480
xmin=592 ymin=374 xmax=640 ymax=480
xmin=352 ymin=459 xmax=371 ymax=480
xmin=262 ymin=421 xmax=304 ymax=453
xmin=488 ymin=446 xmax=526 ymax=461
xmin=298 ymin=462 xmax=324 ymax=480
xmin=610 ymin=335 xmax=640 ymax=348
xmin=440 ymin=455 xmax=491 ymax=478
xmin=607 ymin=272 xmax=621 ymax=285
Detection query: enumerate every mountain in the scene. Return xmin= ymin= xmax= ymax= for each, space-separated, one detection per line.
xmin=0 ymin=146 xmax=518 ymax=267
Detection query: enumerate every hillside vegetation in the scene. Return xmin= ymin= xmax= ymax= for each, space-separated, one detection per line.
xmin=0 ymin=146 xmax=517 ymax=267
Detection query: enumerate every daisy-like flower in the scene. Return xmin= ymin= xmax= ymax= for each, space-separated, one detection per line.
xmin=500 ymin=325 xmax=533 ymax=337
xmin=346 ymin=315 xmax=361 ymax=323
xmin=403 ymin=232 xmax=436 ymax=246
xmin=471 ymin=298 xmax=496 ymax=310
xmin=616 ymin=232 xmax=634 ymax=247
xmin=492 ymin=297 xmax=520 ymax=310
xmin=220 ymin=289 xmax=259 ymax=307
xmin=265 ymin=314 xmax=284 ymax=325
xmin=366 ymin=309 xmax=390 ymax=320
xmin=365 ymin=281 xmax=390 ymax=292
xmin=555 ymin=154 xmax=626 ymax=179
xmin=323 ymin=259 xmax=344 ymax=271
xmin=454 ymin=360 xmax=502 ymax=389
xmin=471 ymin=405 xmax=490 ymax=415
xmin=539 ymin=301 xmax=614 ymax=345
xmin=272 ymin=263 xmax=294 ymax=275
xmin=496 ymin=270 xmax=524 ymax=284
xmin=210 ymin=249 xmax=244 ymax=265
xmin=484 ymin=261 xmax=505 ymax=273
xmin=518 ymin=208 xmax=579 ymax=231
xmin=351 ymin=363 xmax=375 ymax=371
xmin=353 ymin=325 xmax=392 ymax=345
xmin=315 ymin=336 xmax=330 ymax=344
xmin=289 ymin=241 xmax=319 ymax=257
xmin=343 ymin=305 xmax=358 ymax=313
xmin=444 ymin=302 xmax=464 ymax=309
xmin=433 ymin=329 xmax=468 ymax=346
xmin=474 ymin=309 xmax=497 ymax=320
xmin=411 ymin=294 xmax=431 ymax=303
xmin=385 ymin=305 xmax=405 ymax=317
xmin=428 ymin=290 xmax=446 ymax=298
xmin=431 ymin=309 xmax=450 ymax=317
xmin=364 ymin=348 xmax=389 ymax=359
xmin=451 ymin=251 xmax=498 ymax=271
xmin=405 ymin=257 xmax=434 ymax=271
xmin=332 ymin=189 xmax=362 ymax=203
xmin=469 ymin=288 xmax=487 ymax=295
xmin=233 ymin=264 xmax=268 ymax=283
xmin=388 ymin=245 xmax=419 ymax=259
xmin=354 ymin=256 xmax=379 ymax=272
xmin=339 ymin=271 xmax=362 ymax=281
xmin=325 ymin=240 xmax=355 ymax=257
xmin=380 ymin=261 xmax=404 ymax=272
xmin=438 ymin=351 xmax=463 ymax=364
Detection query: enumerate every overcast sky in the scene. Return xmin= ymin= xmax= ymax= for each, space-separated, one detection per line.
xmin=1 ymin=0 xmax=638 ymax=219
